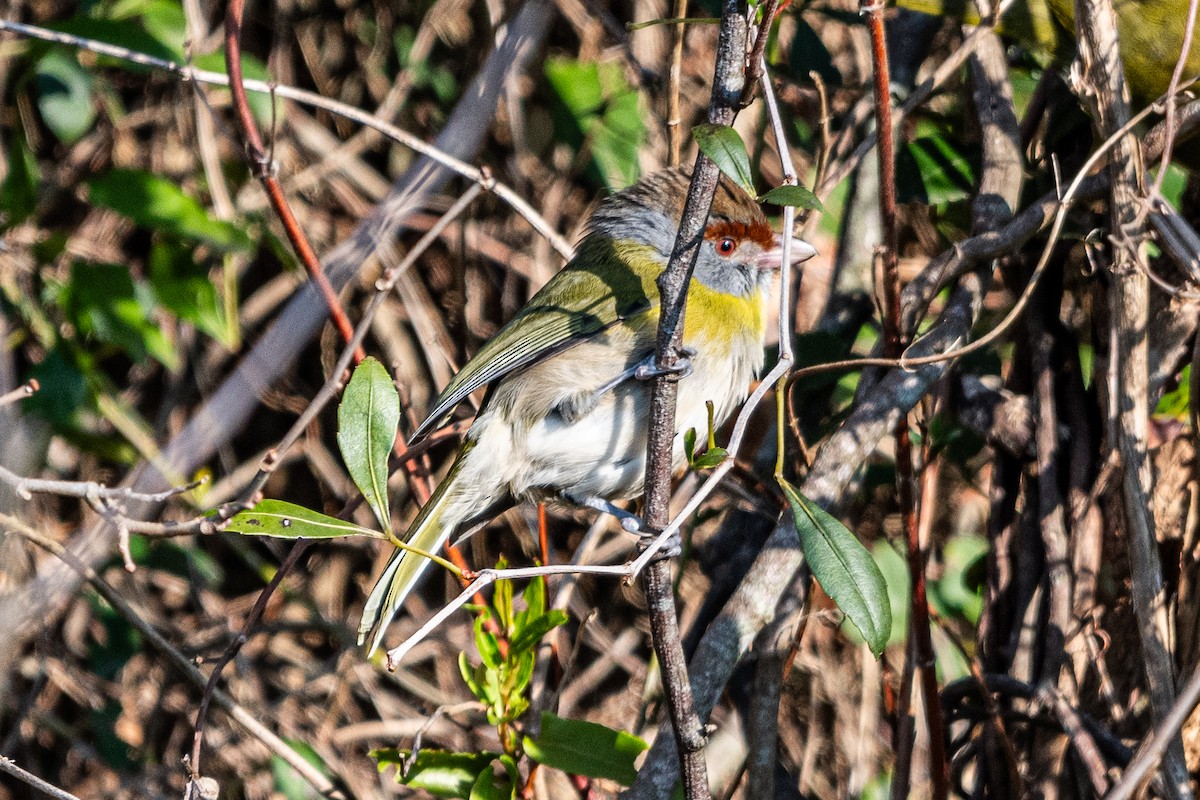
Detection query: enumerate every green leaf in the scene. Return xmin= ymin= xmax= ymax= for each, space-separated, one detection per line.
xmin=509 ymin=609 xmax=569 ymax=656
xmin=225 ymin=499 xmax=386 ymax=540
xmin=692 ymin=124 xmax=754 ymax=194
xmin=148 ymin=240 xmax=232 ymax=345
xmin=1 ymin=133 xmax=40 ymax=227
xmin=24 ymin=347 xmax=88 ymax=427
xmin=522 ymin=713 xmax=648 ymax=786
xmin=469 ymin=764 xmax=514 ymax=800
xmin=474 ymin=613 xmax=503 ymax=671
xmin=1157 ymin=364 xmax=1191 ymax=419
xmin=522 ymin=574 xmax=546 ymax=618
xmin=49 ymin=17 xmax=178 ymax=65
xmin=896 ymin=132 xmax=976 ymax=206
xmin=494 ymin=573 xmax=514 ymax=632
xmin=683 ymin=427 xmax=697 ymax=464
xmin=459 ymin=653 xmax=483 ymax=700
xmin=929 ymin=534 xmax=987 ymax=624
xmin=779 ymin=477 xmax=891 ymax=657
xmin=271 ymin=739 xmax=330 ymax=800
xmin=544 ymin=58 xmax=646 ymax=190
xmin=35 ymin=49 xmax=96 ymax=145
xmin=337 ymin=358 xmax=399 ymax=531
xmin=60 ymin=262 xmax=179 ymax=369
xmin=87 ymin=169 xmax=251 ymax=251
xmin=131 ymin=0 xmax=187 ymax=56
xmin=759 ymin=184 xmax=823 ymax=211
xmin=373 ymin=749 xmax=499 ymax=799
xmin=690 ymin=447 xmax=728 ymax=470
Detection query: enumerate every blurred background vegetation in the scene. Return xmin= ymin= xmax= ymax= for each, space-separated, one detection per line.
xmin=0 ymin=0 xmax=1198 ymax=797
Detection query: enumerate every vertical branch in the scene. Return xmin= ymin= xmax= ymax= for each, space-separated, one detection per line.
xmin=641 ymin=3 xmax=747 ymax=797
xmin=1071 ymin=0 xmax=1192 ymax=796
xmin=224 ymin=0 xmax=362 ymax=359
xmin=860 ymin=2 xmax=947 ymax=797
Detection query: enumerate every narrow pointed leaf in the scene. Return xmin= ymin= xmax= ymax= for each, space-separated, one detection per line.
xmin=692 ymin=124 xmax=754 ymax=193
xmin=779 ymin=477 xmax=891 ymax=656
xmin=226 ymin=500 xmax=385 ymax=540
xmin=337 ymin=357 xmax=400 ymax=531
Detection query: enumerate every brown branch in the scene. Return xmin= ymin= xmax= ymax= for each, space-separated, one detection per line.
xmin=1071 ymin=0 xmax=1192 ymax=796
xmin=640 ymin=2 xmax=747 ymax=797
xmin=739 ymin=0 xmax=779 ymax=107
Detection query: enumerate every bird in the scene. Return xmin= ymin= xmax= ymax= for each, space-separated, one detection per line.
xmin=358 ymin=166 xmax=817 ymax=656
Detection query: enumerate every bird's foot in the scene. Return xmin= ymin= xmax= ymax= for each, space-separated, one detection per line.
xmin=637 ymin=529 xmax=682 ymax=560
xmin=565 ymin=492 xmax=645 ymax=533
xmin=633 ymin=347 xmax=695 ymax=382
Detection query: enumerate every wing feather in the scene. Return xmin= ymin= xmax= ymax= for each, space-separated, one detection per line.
xmin=411 ymin=239 xmax=660 ymax=441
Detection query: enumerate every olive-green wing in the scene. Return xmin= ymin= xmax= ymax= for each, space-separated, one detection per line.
xmin=411 ymin=239 xmax=659 ymax=441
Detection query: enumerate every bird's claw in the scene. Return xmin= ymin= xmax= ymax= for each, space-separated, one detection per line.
xmin=638 ymin=530 xmax=682 ymax=560
xmin=634 ymin=347 xmax=696 ymax=382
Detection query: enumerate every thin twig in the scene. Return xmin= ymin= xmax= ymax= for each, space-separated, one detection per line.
xmin=1107 ymin=665 xmax=1200 ymax=799
xmin=188 ymin=540 xmax=311 ymax=780
xmin=667 ymin=0 xmax=688 ymax=166
xmin=1 ymin=515 xmax=346 ymax=799
xmin=0 ymin=20 xmax=573 ymax=261
xmin=739 ymin=0 xmax=780 ymax=107
xmin=862 ymin=1 xmax=946 ymax=795
xmin=0 ymin=379 xmax=38 ymax=408
xmin=0 ymin=757 xmax=83 ymax=800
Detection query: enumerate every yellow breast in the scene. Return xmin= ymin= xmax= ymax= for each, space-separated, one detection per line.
xmin=681 ymin=278 xmax=766 ymax=356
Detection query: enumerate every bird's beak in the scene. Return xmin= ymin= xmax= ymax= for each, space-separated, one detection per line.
xmin=756 ymin=235 xmax=818 ymax=271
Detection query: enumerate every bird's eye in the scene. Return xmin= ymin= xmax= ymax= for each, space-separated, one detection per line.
xmin=716 ymin=237 xmax=738 ymax=255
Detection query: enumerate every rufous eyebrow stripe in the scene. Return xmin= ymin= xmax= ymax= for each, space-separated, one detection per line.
xmin=705 ymin=219 xmax=775 ymax=250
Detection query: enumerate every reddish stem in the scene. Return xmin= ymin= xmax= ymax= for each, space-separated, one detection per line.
xmin=861 ymin=3 xmax=948 ymax=797
xmin=224 ymin=0 xmax=362 ymax=361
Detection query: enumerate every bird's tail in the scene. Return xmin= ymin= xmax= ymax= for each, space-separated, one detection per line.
xmin=358 ymin=439 xmax=481 ymax=657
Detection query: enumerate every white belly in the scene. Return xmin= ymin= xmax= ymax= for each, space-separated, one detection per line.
xmin=461 ymin=341 xmax=760 ymax=504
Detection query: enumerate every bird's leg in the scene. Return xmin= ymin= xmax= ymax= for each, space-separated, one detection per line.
xmin=554 ymin=363 xmax=644 ymax=424
xmin=564 ymin=492 xmax=645 ymax=534
xmin=555 ymin=347 xmax=695 ymax=424
xmin=555 ymin=348 xmax=696 ymax=425
xmin=562 ymin=493 xmax=683 ymax=558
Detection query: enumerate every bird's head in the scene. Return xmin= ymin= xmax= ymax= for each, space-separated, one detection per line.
xmin=586 ymin=166 xmax=817 ymax=297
